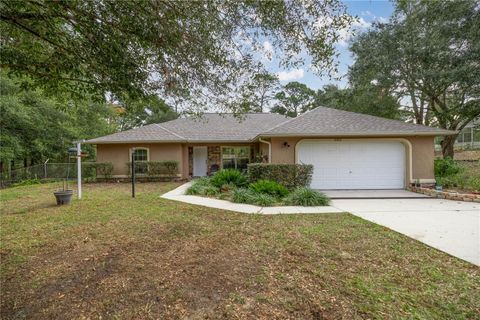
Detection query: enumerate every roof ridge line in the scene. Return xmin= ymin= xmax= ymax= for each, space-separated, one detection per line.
xmin=154 ymin=123 xmax=186 ymax=140
xmin=318 ymin=105 xmax=453 ymax=130
xmin=262 ymin=107 xmax=317 ymax=134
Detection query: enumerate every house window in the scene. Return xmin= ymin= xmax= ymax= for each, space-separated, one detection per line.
xmin=222 ymin=146 xmax=251 ymax=170
xmin=131 ymin=148 xmax=149 ymax=174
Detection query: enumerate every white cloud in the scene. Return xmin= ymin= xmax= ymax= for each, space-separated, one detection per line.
xmin=277 ymin=69 xmax=304 ymax=81
xmin=361 ymin=10 xmax=374 ymax=17
xmin=337 ymin=17 xmax=371 ymax=47
xmin=376 ymin=16 xmax=388 ymax=24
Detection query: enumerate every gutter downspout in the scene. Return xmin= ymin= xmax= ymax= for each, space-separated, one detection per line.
xmin=258 ymin=138 xmax=271 ymax=163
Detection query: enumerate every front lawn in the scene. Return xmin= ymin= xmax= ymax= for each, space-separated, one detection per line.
xmin=1 ymin=183 xmax=478 ymax=319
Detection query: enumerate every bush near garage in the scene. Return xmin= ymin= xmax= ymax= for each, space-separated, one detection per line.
xmin=434 ymin=157 xmax=462 ymax=177
xmin=247 ymin=164 xmax=313 ymax=190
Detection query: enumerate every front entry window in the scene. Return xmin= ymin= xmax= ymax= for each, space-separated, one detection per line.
xmin=132 ymin=148 xmax=149 ymax=174
xmin=222 ymin=147 xmax=250 ymax=170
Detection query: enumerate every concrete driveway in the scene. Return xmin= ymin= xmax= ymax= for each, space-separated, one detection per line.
xmin=332 ymin=197 xmax=480 ymax=265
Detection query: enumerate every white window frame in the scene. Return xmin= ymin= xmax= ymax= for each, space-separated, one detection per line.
xmin=221 ymin=146 xmax=251 ymax=170
xmin=130 ymin=147 xmax=150 ymax=175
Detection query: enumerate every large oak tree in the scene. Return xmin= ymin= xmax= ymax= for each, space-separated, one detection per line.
xmin=349 ymin=0 xmax=480 ymax=158
xmin=1 ymin=0 xmax=352 ymax=110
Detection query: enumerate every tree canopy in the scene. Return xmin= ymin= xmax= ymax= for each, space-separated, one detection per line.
xmin=238 ymin=73 xmax=280 ymax=113
xmin=315 ymin=84 xmax=403 ymax=120
xmin=0 ymin=0 xmax=352 ymax=110
xmin=112 ymin=95 xmax=178 ymax=131
xmin=349 ymin=0 xmax=480 ymax=157
xmin=0 ymin=74 xmax=116 ymax=168
xmin=0 ymin=73 xmax=179 ymax=170
xmin=272 ymin=81 xmax=316 ymax=117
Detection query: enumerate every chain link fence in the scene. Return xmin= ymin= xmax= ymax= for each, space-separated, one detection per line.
xmin=1 ymin=163 xmax=100 ymax=188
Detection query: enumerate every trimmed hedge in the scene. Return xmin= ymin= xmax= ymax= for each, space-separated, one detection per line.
xmin=91 ymin=162 xmax=113 ymax=179
xmin=247 ymin=164 xmax=313 ymax=190
xmin=127 ymin=161 xmax=179 ymax=177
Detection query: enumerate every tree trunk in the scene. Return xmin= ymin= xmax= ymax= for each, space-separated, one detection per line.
xmin=441 ymin=134 xmax=458 ymax=159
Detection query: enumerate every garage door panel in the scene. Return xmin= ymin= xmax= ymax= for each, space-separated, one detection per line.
xmin=298 ymin=141 xmax=405 ymax=190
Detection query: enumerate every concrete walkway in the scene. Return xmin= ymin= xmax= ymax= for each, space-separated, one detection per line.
xmin=332 ymin=198 xmax=480 ymax=266
xmin=321 ymin=189 xmax=429 ymax=199
xmin=161 ymin=182 xmax=343 ymax=214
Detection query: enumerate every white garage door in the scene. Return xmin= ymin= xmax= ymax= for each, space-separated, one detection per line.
xmin=297 ymin=141 xmax=406 ymax=189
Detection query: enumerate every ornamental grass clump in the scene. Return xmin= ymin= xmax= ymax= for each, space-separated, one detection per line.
xmin=231 ymin=188 xmax=276 ymax=206
xmin=284 ymin=187 xmax=330 ymax=206
xmin=231 ymin=188 xmax=257 ymax=204
xmin=250 ymin=193 xmax=276 ymax=206
xmin=186 ymin=178 xmax=219 ymax=196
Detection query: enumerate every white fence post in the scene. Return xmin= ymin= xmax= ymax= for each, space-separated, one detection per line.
xmin=77 ymin=142 xmax=82 ymax=199
xmin=44 ymin=159 xmax=49 ymax=179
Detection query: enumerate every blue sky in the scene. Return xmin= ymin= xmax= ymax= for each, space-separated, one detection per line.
xmin=266 ymin=1 xmax=395 ymax=91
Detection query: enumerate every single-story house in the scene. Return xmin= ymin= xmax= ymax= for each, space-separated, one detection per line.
xmin=85 ymin=106 xmax=454 ymax=189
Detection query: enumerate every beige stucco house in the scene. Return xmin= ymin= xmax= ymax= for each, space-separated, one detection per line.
xmin=86 ymin=107 xmax=454 ymax=189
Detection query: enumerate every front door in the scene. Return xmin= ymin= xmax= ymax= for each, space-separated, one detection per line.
xmin=193 ymin=146 xmax=208 ymax=177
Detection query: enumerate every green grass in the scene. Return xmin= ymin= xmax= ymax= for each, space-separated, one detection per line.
xmin=1 ymin=182 xmax=478 ymax=319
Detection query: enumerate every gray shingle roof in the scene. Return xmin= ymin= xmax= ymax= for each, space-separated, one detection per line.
xmin=86 ymin=113 xmax=289 ymax=143
xmin=262 ymin=106 xmax=455 ymax=137
xmin=86 ymin=107 xmax=455 ymax=144
xmin=85 ymin=123 xmax=184 ymax=143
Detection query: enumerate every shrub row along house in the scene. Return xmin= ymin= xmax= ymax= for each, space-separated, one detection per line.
xmin=86 ymin=107 xmax=454 ymax=189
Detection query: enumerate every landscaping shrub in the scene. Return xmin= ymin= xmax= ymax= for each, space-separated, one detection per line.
xmin=231 ymin=188 xmax=276 ymax=206
xmin=127 ymin=161 xmax=179 ymax=177
xmin=92 ymin=162 xmax=113 ymax=179
xmin=147 ymin=161 xmax=179 ymax=176
xmin=231 ymin=188 xmax=257 ymax=203
xmin=192 ymin=177 xmax=212 ymax=187
xmin=247 ymin=164 xmax=313 ymax=189
xmin=210 ymin=169 xmax=248 ymax=188
xmin=186 ymin=178 xmax=219 ymax=196
xmin=434 ymin=157 xmax=462 ymax=177
xmin=249 ymin=180 xmax=288 ymax=198
xmin=436 ymin=175 xmax=480 ymax=191
xmin=250 ymin=193 xmax=276 ymax=206
xmin=220 ymin=183 xmax=237 ymax=193
xmin=284 ymin=187 xmax=330 ymax=206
